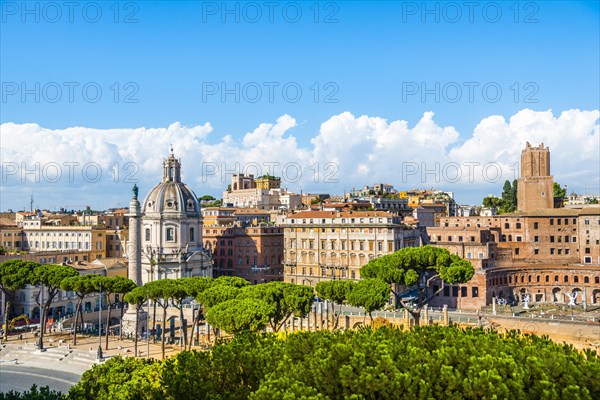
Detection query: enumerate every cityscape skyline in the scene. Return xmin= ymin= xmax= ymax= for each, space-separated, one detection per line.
xmin=2 ymin=108 xmax=599 ymax=211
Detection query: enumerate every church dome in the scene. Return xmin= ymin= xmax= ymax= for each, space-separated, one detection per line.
xmin=142 ymin=150 xmax=201 ymax=217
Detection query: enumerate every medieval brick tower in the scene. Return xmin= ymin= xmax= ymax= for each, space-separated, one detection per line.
xmin=517 ymin=142 xmax=554 ymax=212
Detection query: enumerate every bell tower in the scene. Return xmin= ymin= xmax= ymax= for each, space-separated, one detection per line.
xmin=517 ymin=142 xmax=554 ymax=211
xmin=163 ymin=146 xmax=182 ymax=183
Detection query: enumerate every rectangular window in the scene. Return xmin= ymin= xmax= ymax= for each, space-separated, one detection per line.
xmin=461 ymin=287 xmax=467 ymax=297
xmin=534 ymin=248 xmax=539 ymax=255
xmin=166 ymin=228 xmax=174 ymax=241
xmin=452 ymin=286 xmax=459 ymax=297
xmin=443 ymin=286 xmax=450 ymax=297
xmin=533 ymin=222 xmax=539 ymax=229
xmin=550 ymin=236 xmax=554 ymax=243
xmin=550 ymin=248 xmax=555 ymax=255
xmin=472 ymin=287 xmax=479 ymax=298
xmin=534 ymin=236 xmax=539 ymax=242
xmin=550 ymin=219 xmax=554 ymax=225
xmin=515 ymin=248 xmax=520 ymax=255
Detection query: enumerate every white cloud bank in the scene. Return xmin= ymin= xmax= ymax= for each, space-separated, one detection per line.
xmin=1 ymin=109 xmax=598 ymax=210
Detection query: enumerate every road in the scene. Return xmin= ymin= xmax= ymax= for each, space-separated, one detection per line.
xmin=0 ymin=364 xmax=81 ymax=394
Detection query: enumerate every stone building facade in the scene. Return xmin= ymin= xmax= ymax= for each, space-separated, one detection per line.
xmin=427 ymin=208 xmax=600 ymax=309
xmin=517 ymin=142 xmax=554 ymax=212
xmin=222 ymin=174 xmax=302 ymax=210
xmin=278 ymin=211 xmax=422 ymax=287
xmin=202 ymin=223 xmax=284 ymax=284
xmin=426 ymin=142 xmax=600 ymax=309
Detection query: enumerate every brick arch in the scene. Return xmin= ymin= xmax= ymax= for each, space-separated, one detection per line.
xmin=552 ymin=287 xmax=562 ymax=302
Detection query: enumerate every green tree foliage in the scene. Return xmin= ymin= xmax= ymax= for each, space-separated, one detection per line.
xmin=361 ymin=246 xmax=474 ymax=324
xmin=111 ymin=276 xmax=137 ymax=340
xmin=198 ymin=276 xmax=250 ymax=308
xmin=30 ymin=264 xmax=78 ymax=346
xmin=240 ymin=282 xmax=314 ymax=332
xmin=346 ymin=278 xmax=390 ymax=324
xmin=585 ymin=197 xmax=599 ymax=204
xmin=482 ymin=195 xmax=504 ymax=209
xmin=61 ymin=274 xmax=100 ymax=345
xmin=165 ymin=278 xmax=190 ymax=349
xmin=0 ymin=385 xmax=64 ymax=400
xmin=205 ymin=298 xmax=272 ymax=335
xmin=200 ymin=284 xmax=241 ymax=308
xmin=124 ymin=286 xmax=148 ymax=356
xmin=144 ymin=279 xmax=176 ymax=359
xmin=500 ymin=179 xmax=518 ymax=213
xmin=68 ymin=356 xmax=163 ymax=399
xmin=0 ymin=260 xmax=38 ymax=341
xmin=93 ymin=276 xmax=135 ymax=350
xmin=182 ymin=277 xmax=213 ymax=350
xmin=315 ymin=280 xmax=355 ymax=328
xmin=554 ymin=182 xmax=567 ymax=199
xmin=68 ymin=326 xmax=600 ymax=400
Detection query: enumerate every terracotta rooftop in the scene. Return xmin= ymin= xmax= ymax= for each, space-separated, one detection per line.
xmin=0 ymin=218 xmax=18 ymax=227
xmin=285 ymin=210 xmax=397 ymax=219
xmin=504 ymin=205 xmax=600 ymax=217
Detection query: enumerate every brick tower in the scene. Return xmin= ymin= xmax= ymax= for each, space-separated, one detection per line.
xmin=517 ymin=142 xmax=554 ymax=211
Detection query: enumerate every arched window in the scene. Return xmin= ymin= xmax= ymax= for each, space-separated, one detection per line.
xmin=584 ymin=276 xmax=589 ymax=283
xmin=166 ymin=228 xmax=175 ymax=242
xmin=574 ymin=276 xmax=579 ymax=283
xmin=564 ymin=275 xmax=569 ymax=283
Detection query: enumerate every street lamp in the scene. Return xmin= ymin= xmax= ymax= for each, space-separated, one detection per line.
xmin=96 ymin=283 xmax=103 ymax=360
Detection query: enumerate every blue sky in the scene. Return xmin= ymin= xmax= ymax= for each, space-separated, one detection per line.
xmin=1 ymin=1 xmax=599 ymax=211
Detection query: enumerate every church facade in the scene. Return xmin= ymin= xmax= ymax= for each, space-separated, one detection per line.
xmin=128 ymin=149 xmax=212 ymax=285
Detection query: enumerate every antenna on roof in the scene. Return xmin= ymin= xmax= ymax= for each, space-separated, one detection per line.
xmin=30 ymin=194 xmax=34 ymax=213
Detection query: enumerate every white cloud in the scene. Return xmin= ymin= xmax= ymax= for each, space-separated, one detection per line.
xmin=1 ymin=108 xmax=598 ymax=210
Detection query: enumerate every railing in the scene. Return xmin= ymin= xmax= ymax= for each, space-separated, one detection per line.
xmin=337 ymin=307 xmax=598 ymax=325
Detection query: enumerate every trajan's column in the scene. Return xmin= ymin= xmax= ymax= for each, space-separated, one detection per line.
xmin=121 ymin=185 xmax=148 ymax=337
